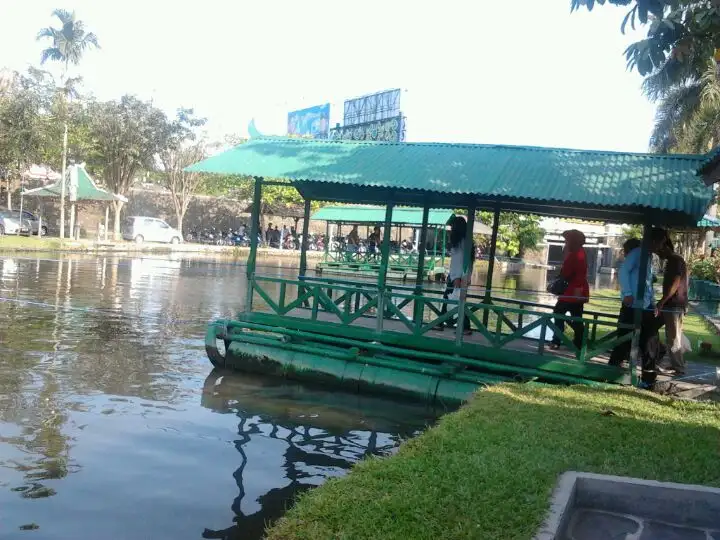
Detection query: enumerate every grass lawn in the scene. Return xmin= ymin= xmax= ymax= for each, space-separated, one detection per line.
xmin=267 ymin=384 xmax=720 ymax=540
xmin=0 ymin=235 xmax=65 ymax=250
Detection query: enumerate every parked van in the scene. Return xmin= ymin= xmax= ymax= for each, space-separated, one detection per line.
xmin=122 ymin=216 xmax=182 ymax=244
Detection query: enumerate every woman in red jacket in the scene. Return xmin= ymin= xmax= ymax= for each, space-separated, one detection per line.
xmin=550 ymin=229 xmax=590 ymax=350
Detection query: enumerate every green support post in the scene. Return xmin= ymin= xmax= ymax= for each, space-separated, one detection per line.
xmin=456 ymin=202 xmax=476 ymax=345
xmin=483 ymin=205 xmax=501 ymax=327
xmin=413 ymin=204 xmax=430 ymax=325
xmin=629 ymin=221 xmax=652 ymax=387
xmin=299 ymin=198 xmax=311 ymax=278
xmin=441 ymin=224 xmax=447 ymax=268
xmin=324 ymin=221 xmax=330 ymax=261
xmin=376 ymin=203 xmax=395 ymax=333
xmin=246 ymin=177 xmax=262 ymax=313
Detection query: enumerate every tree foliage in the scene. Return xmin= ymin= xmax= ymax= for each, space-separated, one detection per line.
xmin=161 ymin=143 xmax=207 ymax=234
xmin=572 ymin=1 xmax=720 ymax=77
xmin=573 ymin=0 xmax=720 ymax=153
xmin=0 ymin=72 xmax=48 ymax=177
xmin=624 ymin=224 xmax=644 ymax=240
xmin=478 ymin=212 xmax=545 ymax=258
xmin=86 ymin=95 xmax=174 ymax=235
xmin=156 ymin=108 xmax=208 ymax=233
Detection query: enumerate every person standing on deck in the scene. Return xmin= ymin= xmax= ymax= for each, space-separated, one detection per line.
xmin=608 ymin=238 xmax=649 ymax=366
xmin=654 ymin=231 xmax=688 ymax=376
xmin=368 ymin=226 xmax=381 ymax=259
xmin=436 ymin=216 xmax=474 ymax=334
xmin=347 ymin=225 xmax=360 ymax=254
xmin=608 ymin=231 xmax=666 ymax=387
xmin=550 ymin=230 xmax=589 ymax=350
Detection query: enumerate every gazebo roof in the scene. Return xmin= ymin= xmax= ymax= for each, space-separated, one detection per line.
xmin=23 ymin=164 xmax=127 ymax=202
xmin=186 ymin=137 xmax=714 ymax=226
xmin=311 ymin=205 xmax=493 ymax=234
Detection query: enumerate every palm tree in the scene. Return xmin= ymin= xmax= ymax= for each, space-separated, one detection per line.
xmin=36 ymin=9 xmax=98 ymax=239
xmin=649 ymin=61 xmax=720 ymax=154
xmin=647 ymin=57 xmax=720 ymax=252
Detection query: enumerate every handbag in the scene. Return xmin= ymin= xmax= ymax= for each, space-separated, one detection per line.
xmin=547 ymin=277 xmax=569 ymax=296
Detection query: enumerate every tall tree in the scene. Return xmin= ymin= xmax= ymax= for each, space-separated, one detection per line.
xmin=37 ymin=8 xmax=98 ymax=238
xmin=161 ymin=143 xmax=207 ymax=234
xmin=572 ymin=1 xmax=720 ymax=152
xmin=157 ymin=109 xmax=207 ymax=234
xmin=572 ymin=0 xmax=720 ymax=249
xmin=0 ymin=71 xmax=50 ymax=209
xmin=87 ymin=95 xmax=172 ymax=237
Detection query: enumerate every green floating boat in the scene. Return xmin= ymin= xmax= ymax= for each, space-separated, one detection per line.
xmin=188 ymin=135 xmax=714 ymax=404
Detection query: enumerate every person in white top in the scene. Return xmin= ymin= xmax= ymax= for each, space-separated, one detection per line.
xmin=436 ymin=216 xmax=474 ymax=334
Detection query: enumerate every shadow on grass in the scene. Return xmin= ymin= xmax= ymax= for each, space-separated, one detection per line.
xmin=267 ymin=384 xmax=720 ymax=540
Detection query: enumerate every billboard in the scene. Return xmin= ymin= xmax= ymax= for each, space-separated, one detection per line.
xmin=287 ymin=103 xmax=330 ymax=139
xmin=344 ymin=89 xmax=401 ymax=126
xmin=329 ymin=115 xmax=405 ymax=142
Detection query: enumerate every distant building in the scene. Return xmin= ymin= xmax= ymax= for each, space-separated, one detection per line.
xmin=537 ymin=217 xmax=626 ymax=274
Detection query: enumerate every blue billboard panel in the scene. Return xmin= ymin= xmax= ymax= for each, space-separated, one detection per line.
xmin=287 ymin=104 xmax=330 ymax=139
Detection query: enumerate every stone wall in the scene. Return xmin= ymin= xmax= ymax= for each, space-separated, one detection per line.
xmin=19 ymin=188 xmax=323 ymax=238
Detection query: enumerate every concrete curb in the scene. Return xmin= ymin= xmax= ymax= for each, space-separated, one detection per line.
xmin=535 ymin=471 xmax=720 ymax=539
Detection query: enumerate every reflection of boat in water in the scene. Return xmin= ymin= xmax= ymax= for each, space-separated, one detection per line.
xmin=129 ymin=256 xmax=182 ymax=282
xmin=200 ymin=370 xmax=435 ymax=540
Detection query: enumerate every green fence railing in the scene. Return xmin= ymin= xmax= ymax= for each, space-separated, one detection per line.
xmin=246 ymin=274 xmax=633 ymax=364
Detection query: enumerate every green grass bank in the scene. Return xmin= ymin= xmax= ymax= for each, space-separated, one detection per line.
xmin=267 ymin=384 xmax=720 ymax=540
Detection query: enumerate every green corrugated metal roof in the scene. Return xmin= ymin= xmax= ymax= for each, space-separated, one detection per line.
xmin=186 ymin=138 xmax=713 ymax=225
xmin=698 ymin=214 xmax=720 ymax=228
xmin=312 ymin=206 xmax=453 ymax=226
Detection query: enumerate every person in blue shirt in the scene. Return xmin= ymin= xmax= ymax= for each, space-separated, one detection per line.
xmin=608 ymin=237 xmax=654 ymax=367
xmin=609 ymin=229 xmax=670 ymax=387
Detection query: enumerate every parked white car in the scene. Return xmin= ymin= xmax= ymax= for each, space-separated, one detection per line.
xmin=0 ymin=209 xmax=47 ymax=235
xmin=0 ymin=210 xmax=31 ymax=236
xmin=122 ymin=216 xmax=183 ymax=244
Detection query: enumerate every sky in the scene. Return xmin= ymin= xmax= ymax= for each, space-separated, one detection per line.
xmin=0 ymin=0 xmax=656 ymax=152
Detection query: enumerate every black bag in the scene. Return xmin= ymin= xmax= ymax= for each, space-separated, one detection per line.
xmin=547 ymin=277 xmax=569 ymax=296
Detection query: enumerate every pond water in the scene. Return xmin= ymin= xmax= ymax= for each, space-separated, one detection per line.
xmin=0 ymin=254 xmax=617 ymax=539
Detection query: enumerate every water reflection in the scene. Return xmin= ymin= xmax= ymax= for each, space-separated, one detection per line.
xmin=0 ymin=254 xmax=614 ymax=539
xmin=199 ymin=371 xmax=434 ymax=539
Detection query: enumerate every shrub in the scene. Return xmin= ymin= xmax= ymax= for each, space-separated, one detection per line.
xmin=689 ymin=255 xmax=720 ymax=282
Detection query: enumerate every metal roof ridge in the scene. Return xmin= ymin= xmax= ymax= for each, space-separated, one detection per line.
xmin=250 ymin=137 xmax=705 ymax=160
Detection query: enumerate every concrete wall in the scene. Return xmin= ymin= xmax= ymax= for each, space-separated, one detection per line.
xmin=20 ymin=188 xmax=325 ymax=238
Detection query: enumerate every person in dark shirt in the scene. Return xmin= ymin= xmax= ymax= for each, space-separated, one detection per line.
xmin=654 ymin=234 xmax=688 ymax=375
xmin=368 ymin=226 xmax=381 ymax=258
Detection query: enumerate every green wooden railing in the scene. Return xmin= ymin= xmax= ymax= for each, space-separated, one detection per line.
xmin=246 ymin=274 xmax=633 ymax=363
xmin=320 ymin=251 xmax=442 ymax=272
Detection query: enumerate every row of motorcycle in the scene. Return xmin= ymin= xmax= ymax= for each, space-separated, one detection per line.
xmin=184 ymin=226 xmax=330 ymax=250
xmin=184 ymin=228 xmax=430 ymax=254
